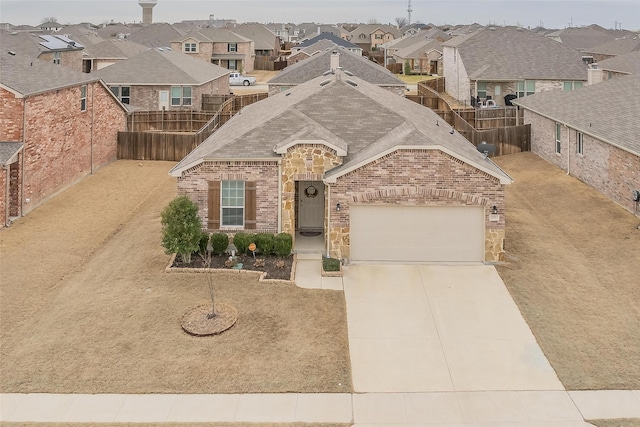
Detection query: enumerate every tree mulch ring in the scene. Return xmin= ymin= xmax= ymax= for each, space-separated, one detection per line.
xmin=181 ymin=303 xmax=238 ymax=336
xmin=172 ymin=253 xmax=294 ymax=281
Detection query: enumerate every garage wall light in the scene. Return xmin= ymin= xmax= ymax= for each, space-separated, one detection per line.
xmin=492 ymin=205 xmax=498 ymax=214
xmin=336 ymin=203 xmax=341 ymax=211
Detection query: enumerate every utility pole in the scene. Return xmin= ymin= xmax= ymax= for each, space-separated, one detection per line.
xmin=407 ymin=0 xmax=413 ymax=25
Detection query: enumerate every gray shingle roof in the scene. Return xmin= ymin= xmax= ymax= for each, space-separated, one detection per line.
xmin=0 ymin=142 xmax=24 ymax=165
xmin=171 ymin=71 xmax=511 ymax=184
xmin=513 ymin=74 xmax=640 ymax=156
xmin=125 ymin=23 xmax=183 ymax=48
xmin=597 ymin=50 xmax=640 ymax=74
xmin=91 ymin=48 xmax=230 ymax=85
xmin=296 ymin=33 xmax=360 ymax=50
xmin=394 ymin=39 xmax=442 ymax=60
xmin=269 ymin=47 xmax=404 ymax=86
xmin=300 ymin=39 xmax=338 ymax=55
xmin=83 ymin=39 xmax=148 ymax=59
xmin=586 ymin=34 xmax=640 ymax=56
xmin=547 ymin=25 xmax=623 ymax=51
xmin=0 ymin=52 xmax=95 ymax=96
xmin=193 ymin=27 xmax=252 ymax=43
xmin=231 ymin=23 xmax=278 ymax=50
xmin=350 ymin=24 xmax=402 ymax=40
xmin=451 ymin=27 xmax=587 ymax=81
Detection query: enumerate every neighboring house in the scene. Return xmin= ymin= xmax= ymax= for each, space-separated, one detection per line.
xmin=292 ymin=32 xmax=362 ymax=56
xmin=169 ymin=71 xmax=512 ymax=263
xmin=125 ymin=22 xmax=184 ymax=48
xmin=170 ymin=28 xmax=255 ymax=72
xmin=294 ymin=23 xmax=345 ymax=42
xmin=0 ymin=30 xmax=85 ymax=72
xmin=348 ymin=24 xmax=401 ymax=52
xmin=266 ymin=23 xmax=294 ymax=43
xmin=39 ymin=21 xmax=63 ymax=32
xmin=400 ymin=23 xmax=433 ymax=37
xmin=583 ymin=34 xmax=640 ymax=62
xmin=382 ymin=28 xmax=450 ymax=67
xmin=513 ymin=74 xmax=640 ymax=216
xmin=92 ymin=48 xmax=230 ymax=111
xmin=83 ymin=39 xmax=148 ymax=71
xmin=545 ymin=24 xmax=630 ymax=52
xmin=443 ymin=27 xmax=588 ymax=107
xmin=95 ymin=23 xmax=137 ymax=40
xmin=392 ymin=39 xmax=443 ymax=75
xmin=268 ymin=48 xmax=406 ymax=95
xmin=232 ymin=23 xmax=281 ymax=58
xmin=0 ymin=52 xmax=127 ymax=227
xmin=287 ymin=39 xmax=337 ymax=65
xmin=597 ymin=50 xmax=640 ymax=80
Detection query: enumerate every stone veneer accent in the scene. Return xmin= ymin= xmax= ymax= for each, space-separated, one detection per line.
xmin=280 ymin=145 xmax=342 ymax=238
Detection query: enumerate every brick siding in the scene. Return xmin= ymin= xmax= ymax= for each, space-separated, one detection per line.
xmin=127 ymin=79 xmax=230 ymax=111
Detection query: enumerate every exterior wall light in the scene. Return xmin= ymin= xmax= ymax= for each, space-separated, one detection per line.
xmin=492 ymin=205 xmax=498 ymax=214
xmin=336 ymin=202 xmax=341 ymax=211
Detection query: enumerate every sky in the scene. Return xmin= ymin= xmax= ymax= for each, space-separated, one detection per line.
xmin=1 ymin=0 xmax=639 ymax=30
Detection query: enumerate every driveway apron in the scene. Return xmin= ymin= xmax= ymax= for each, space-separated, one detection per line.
xmin=343 ymin=264 xmax=565 ymax=393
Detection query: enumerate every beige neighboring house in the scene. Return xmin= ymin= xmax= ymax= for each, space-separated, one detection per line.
xmin=92 ymin=48 xmax=230 ymax=111
xmin=393 ymin=39 xmax=443 ymax=75
xmin=596 ymin=50 xmax=640 ymax=80
xmin=514 ymin=74 xmax=640 ymax=216
xmin=0 ymin=30 xmax=85 ymax=72
xmin=232 ymin=23 xmax=281 ymax=58
xmin=583 ymin=33 xmax=640 ymax=62
xmin=84 ymin=39 xmax=148 ymax=71
xmin=171 ymin=28 xmax=255 ymax=72
xmin=443 ymin=27 xmax=587 ymax=107
xmin=349 ymin=24 xmax=401 ymax=52
xmin=287 ymin=39 xmax=337 ymax=65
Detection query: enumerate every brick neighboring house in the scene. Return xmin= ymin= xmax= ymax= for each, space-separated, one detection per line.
xmin=0 ymin=30 xmax=85 ymax=72
xmin=443 ymin=27 xmax=588 ymax=107
xmin=268 ymin=48 xmax=406 ymax=96
xmin=171 ymin=28 xmax=255 ymax=72
xmin=0 ymin=53 xmax=127 ymax=227
xmin=392 ymin=39 xmax=444 ymax=75
xmin=83 ymin=39 xmax=148 ymax=71
xmin=169 ymin=71 xmax=513 ymax=263
xmin=513 ymin=74 xmax=640 ymax=216
xmin=92 ymin=48 xmax=230 ymax=111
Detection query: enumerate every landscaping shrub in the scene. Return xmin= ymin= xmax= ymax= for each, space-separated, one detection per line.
xmin=198 ymin=231 xmax=211 ymax=255
xmin=322 ymin=256 xmax=341 ymax=272
xmin=254 ymin=233 xmax=275 ymax=255
xmin=160 ymin=196 xmax=202 ymax=264
xmin=210 ymin=232 xmax=229 ymax=256
xmin=232 ymin=232 xmax=255 ymax=255
xmin=273 ymin=233 xmax=293 ymax=257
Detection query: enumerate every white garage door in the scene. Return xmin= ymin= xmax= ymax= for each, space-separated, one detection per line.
xmin=350 ymin=205 xmax=485 ymax=263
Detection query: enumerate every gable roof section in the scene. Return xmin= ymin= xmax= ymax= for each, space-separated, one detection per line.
xmin=0 ymin=52 xmax=94 ymax=96
xmin=84 ymin=39 xmax=147 ymax=59
xmin=300 ymin=39 xmax=338 ymax=55
xmin=547 ymin=25 xmax=623 ymax=51
xmin=171 ymin=71 xmax=512 ymax=184
xmin=91 ymin=48 xmax=230 ymax=85
xmin=195 ymin=27 xmax=252 ymax=43
xmin=395 ymin=39 xmax=442 ymax=60
xmin=296 ymin=32 xmax=360 ymax=50
xmin=231 ymin=23 xmax=278 ymax=50
xmin=350 ymin=24 xmax=401 ymax=39
xmin=597 ymin=50 xmax=640 ymax=74
xmin=586 ymin=34 xmax=640 ymax=56
xmin=269 ymin=47 xmax=404 ymax=86
xmin=125 ymin=23 xmax=183 ymax=48
xmin=513 ymin=74 xmax=640 ymax=156
xmin=451 ymin=27 xmax=587 ymax=81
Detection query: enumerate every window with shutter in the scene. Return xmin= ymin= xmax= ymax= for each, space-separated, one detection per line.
xmin=208 ymin=181 xmax=220 ymax=229
xmin=244 ymin=181 xmax=256 ymax=229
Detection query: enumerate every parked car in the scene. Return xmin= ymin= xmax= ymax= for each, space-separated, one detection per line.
xmin=229 ymin=72 xmax=256 ymax=86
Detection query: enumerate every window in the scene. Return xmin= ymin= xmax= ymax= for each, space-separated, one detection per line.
xmin=221 ymin=181 xmax=244 ymax=227
xmin=555 ymin=122 xmax=562 ymax=154
xmin=53 ymin=51 xmax=61 ymax=65
xmin=516 ymin=80 xmax=535 ymax=98
xmin=170 ymin=86 xmax=192 ymax=106
xmin=109 ymin=85 xmax=130 ymax=104
xmin=183 ymin=42 xmax=197 ymax=52
xmin=80 ymin=85 xmax=87 ymax=111
xmin=375 ymin=34 xmax=383 ymax=39
xmin=228 ymin=43 xmax=237 ymax=52
xmin=477 ymin=81 xmax=487 ymax=100
xmin=228 ymin=59 xmax=237 ymax=70
xmin=563 ymin=81 xmax=583 ymax=91
xmin=576 ymin=131 xmax=584 ymax=155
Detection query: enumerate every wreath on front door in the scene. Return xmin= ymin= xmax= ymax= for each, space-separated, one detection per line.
xmin=304 ymin=185 xmax=318 ymax=198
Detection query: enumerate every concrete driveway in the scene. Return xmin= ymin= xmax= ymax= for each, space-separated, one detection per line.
xmin=344 ymin=264 xmax=564 ymax=393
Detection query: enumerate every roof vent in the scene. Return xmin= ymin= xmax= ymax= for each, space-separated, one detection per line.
xmin=7 ymin=51 xmax=16 ymax=55
xmin=320 ymin=79 xmax=331 ymax=86
xmin=345 ymin=79 xmax=357 ymax=87
xmin=343 ymin=70 xmax=354 ymax=76
xmin=322 ymin=70 xmax=334 ymax=76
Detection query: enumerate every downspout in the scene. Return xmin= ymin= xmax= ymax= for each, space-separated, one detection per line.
xmin=21 ymin=98 xmax=26 ymax=217
xmin=3 ymin=164 xmax=9 ymax=226
xmin=326 ymin=183 xmax=330 ymax=258
xmin=566 ymin=125 xmax=570 ymax=176
xmin=277 ymin=160 xmax=282 ymax=232
xmin=91 ymin=82 xmax=95 ymax=174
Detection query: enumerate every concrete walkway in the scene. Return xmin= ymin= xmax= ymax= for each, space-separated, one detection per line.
xmin=2 ymin=261 xmax=640 ymax=424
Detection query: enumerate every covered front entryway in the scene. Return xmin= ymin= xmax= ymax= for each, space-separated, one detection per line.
xmin=297 ymin=180 xmax=324 ymax=233
xmin=349 ymin=205 xmax=485 ymax=263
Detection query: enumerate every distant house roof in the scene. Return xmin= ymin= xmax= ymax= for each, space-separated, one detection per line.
xmin=300 ymin=39 xmax=338 ymax=55
xmin=189 ymin=27 xmax=252 ymax=43
xmin=597 ymin=50 xmax=640 ymax=75
xmin=269 ymin=47 xmax=404 ymax=87
xmin=170 ymin=70 xmax=512 ymax=185
xmin=91 ymin=48 xmax=230 ymax=85
xmin=545 ymin=24 xmax=623 ymax=51
xmin=394 ymin=39 xmax=442 ymax=60
xmin=585 ymin=33 xmax=640 ymax=57
xmin=0 ymin=52 xmax=94 ymax=96
xmin=231 ymin=23 xmax=279 ymax=51
xmin=513 ymin=73 xmax=640 ymax=156
xmin=444 ymin=26 xmax=587 ymax=81
xmin=125 ymin=23 xmax=184 ymax=48
xmin=38 ymin=34 xmax=84 ymax=50
xmin=83 ymin=39 xmax=148 ymax=60
xmin=295 ymin=32 xmax=360 ymax=51
xmin=0 ymin=31 xmax=84 ymax=58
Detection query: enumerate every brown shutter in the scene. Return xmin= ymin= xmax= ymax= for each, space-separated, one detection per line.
xmin=208 ymin=181 xmax=220 ymax=230
xmin=244 ymin=181 xmax=256 ymax=230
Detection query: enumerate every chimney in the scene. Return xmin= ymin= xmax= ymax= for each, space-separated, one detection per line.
xmin=330 ymin=51 xmax=339 ymax=71
xmin=587 ymin=63 xmax=602 ymax=85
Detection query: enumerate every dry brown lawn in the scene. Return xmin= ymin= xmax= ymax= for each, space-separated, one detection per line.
xmin=588 ymin=420 xmax=640 ymax=427
xmin=494 ymin=152 xmax=640 ymax=390
xmin=2 ymin=423 xmax=350 ymax=427
xmin=0 ymin=160 xmax=351 ymax=394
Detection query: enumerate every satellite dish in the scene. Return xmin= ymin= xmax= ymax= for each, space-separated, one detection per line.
xmin=477 ymin=141 xmax=496 ymax=157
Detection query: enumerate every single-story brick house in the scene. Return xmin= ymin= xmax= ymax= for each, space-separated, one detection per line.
xmin=0 ymin=52 xmax=127 ymax=226
xmin=514 ymin=73 xmax=640 ymax=216
xmin=170 ymin=71 xmax=513 ymax=263
xmin=92 ymin=48 xmax=230 ymax=111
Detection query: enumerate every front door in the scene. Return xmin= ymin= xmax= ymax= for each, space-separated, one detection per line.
xmin=298 ymin=181 xmax=324 ymax=231
xmin=158 ymin=90 xmax=169 ymax=110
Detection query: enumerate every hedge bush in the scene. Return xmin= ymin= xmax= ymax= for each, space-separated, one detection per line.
xmin=253 ymin=233 xmax=275 ymax=255
xmin=198 ymin=231 xmax=210 ymax=255
xmin=273 ymin=232 xmax=293 ymax=257
xmin=210 ymin=232 xmax=229 ymax=256
xmin=160 ymin=196 xmax=202 ymax=264
xmin=232 ymin=232 xmax=255 ymax=255
xmin=322 ymin=256 xmax=341 ymax=272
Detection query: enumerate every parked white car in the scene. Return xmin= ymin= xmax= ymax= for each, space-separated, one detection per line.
xmin=229 ymin=72 xmax=256 ymax=86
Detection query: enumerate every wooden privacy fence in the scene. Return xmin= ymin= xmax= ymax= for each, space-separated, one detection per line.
xmin=126 ymin=111 xmax=214 ymax=133
xmin=411 ymin=79 xmax=530 ymax=157
xmin=201 ymin=93 xmax=268 ymax=112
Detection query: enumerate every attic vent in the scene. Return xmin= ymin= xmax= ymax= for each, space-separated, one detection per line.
xmin=320 ymin=79 xmax=331 ymax=86
xmin=343 ymin=70 xmax=354 ymax=76
xmin=322 ymin=70 xmax=334 ymax=76
xmin=157 ymin=47 xmax=164 ymax=51
xmin=345 ymin=80 xmax=358 ymax=87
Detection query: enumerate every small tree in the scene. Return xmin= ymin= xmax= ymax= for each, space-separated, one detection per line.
xmin=161 ymin=196 xmax=202 ymax=264
xmin=404 ymin=60 xmax=412 ymax=76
